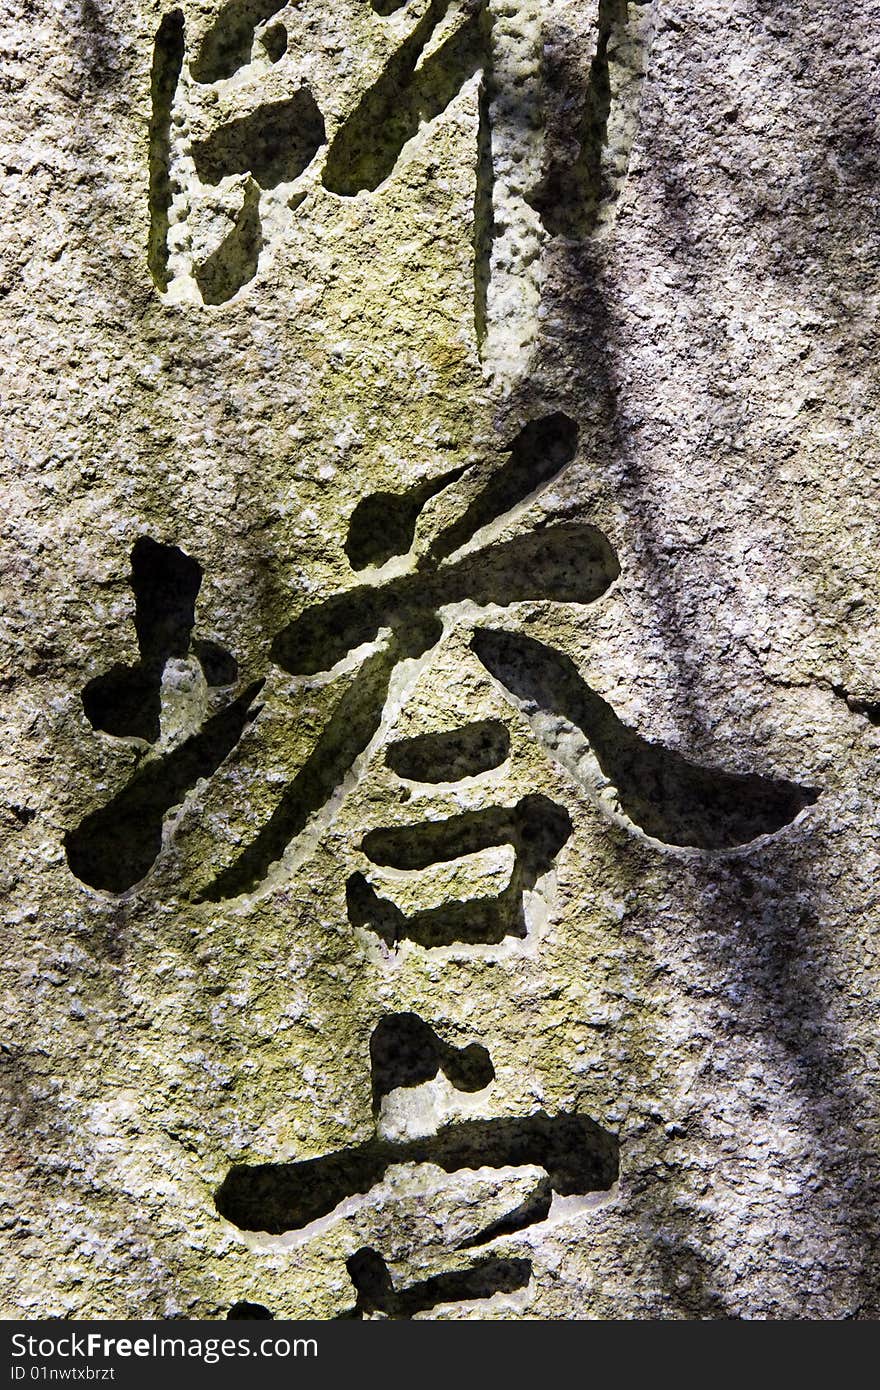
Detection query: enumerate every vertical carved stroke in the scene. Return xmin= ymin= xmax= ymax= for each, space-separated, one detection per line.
xmin=472 ymin=47 xmax=494 ymax=350
xmin=531 ymin=0 xmax=651 ymax=238
xmin=148 ymin=9 xmax=185 ymax=292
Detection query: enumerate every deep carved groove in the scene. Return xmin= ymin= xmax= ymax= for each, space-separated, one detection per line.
xmin=529 ymin=0 xmax=634 ymax=237
xmin=473 ymin=629 xmax=819 ymax=850
xmin=472 ymin=55 xmax=494 ymax=349
xmin=129 ymin=537 xmax=202 ymax=660
xmin=66 ymin=680 xmax=264 ymax=894
xmin=343 ymin=1247 xmax=531 ymax=1318
xmin=346 ymin=873 xmax=526 ymax=948
xmin=361 ymin=795 xmax=567 ymax=869
xmin=215 ymin=1110 xmax=619 ymax=1233
xmin=82 ymin=538 xmax=203 ymax=743
xmin=81 ymin=664 xmax=162 ymax=746
xmin=370 ymin=1012 xmax=494 ymax=1113
xmin=194 ymin=178 xmax=263 ymax=305
xmin=370 ymin=0 xmax=411 ymax=15
xmin=227 ymin=1301 xmax=274 ymax=1319
xmin=259 ymin=22 xmax=286 ymax=63
xmin=385 ymin=718 xmax=510 ymax=782
xmin=429 ymin=412 xmax=579 ymax=562
xmin=458 ymin=1175 xmax=553 ymax=1249
xmin=192 ymin=92 xmax=326 ymax=188
xmin=345 ymin=466 xmax=467 ymax=571
xmin=191 ymin=0 xmax=288 ymax=83
xmin=192 ymin=640 xmax=239 ymax=688
xmin=271 ymin=522 xmax=619 ymax=676
xmin=199 ymin=646 xmax=404 ymax=901
xmin=347 ymin=794 xmax=572 ymax=947
xmin=322 ymin=0 xmax=486 ymax=197
xmin=147 ymin=9 xmax=184 ymax=293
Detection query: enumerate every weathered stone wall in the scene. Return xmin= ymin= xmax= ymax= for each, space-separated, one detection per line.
xmin=2 ymin=0 xmax=879 ymax=1318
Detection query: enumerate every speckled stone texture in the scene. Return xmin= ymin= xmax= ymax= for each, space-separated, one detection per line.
xmin=2 ymin=0 xmax=880 ymax=1319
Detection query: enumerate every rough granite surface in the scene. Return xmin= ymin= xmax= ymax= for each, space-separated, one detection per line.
xmin=2 ymin=0 xmax=880 ymax=1319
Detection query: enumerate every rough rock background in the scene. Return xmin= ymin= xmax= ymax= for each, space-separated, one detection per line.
xmin=2 ymin=0 xmax=880 ymax=1318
